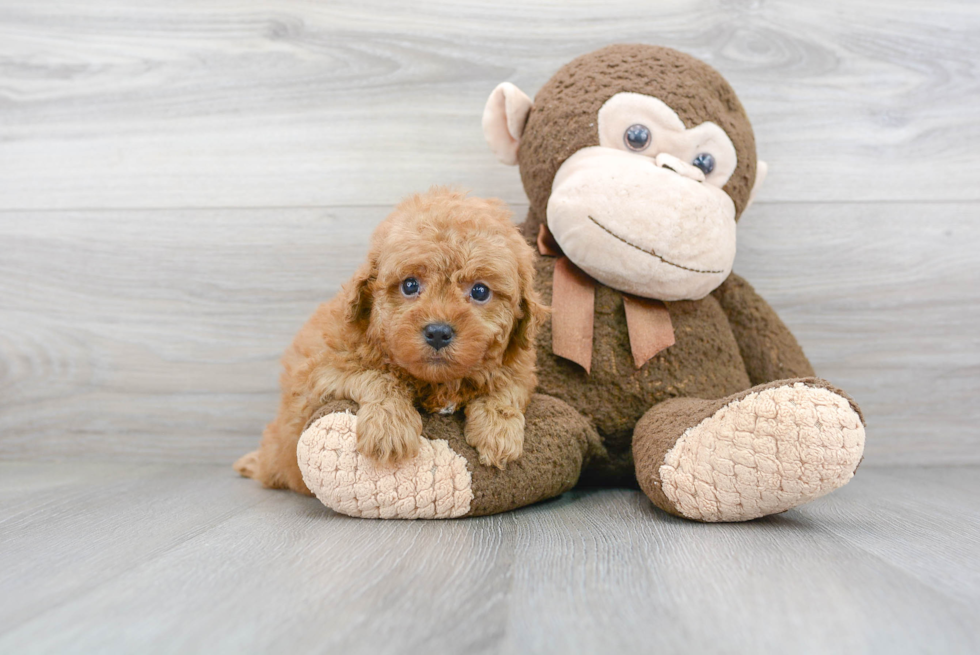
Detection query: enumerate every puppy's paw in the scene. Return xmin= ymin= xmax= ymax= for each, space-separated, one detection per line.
xmin=465 ymin=401 xmax=525 ymax=469
xmin=233 ymin=450 xmax=260 ymax=478
xmin=355 ymin=399 xmax=424 ymax=465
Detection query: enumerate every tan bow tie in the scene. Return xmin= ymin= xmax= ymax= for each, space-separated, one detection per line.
xmin=538 ymin=225 xmax=675 ymax=374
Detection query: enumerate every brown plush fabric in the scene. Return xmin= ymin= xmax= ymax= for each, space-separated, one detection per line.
xmin=711 ymin=274 xmax=816 ymax=385
xmin=305 ymin=399 xmax=359 ymax=431
xmin=533 ymin=254 xmax=753 ymax=485
xmin=517 ymin=44 xmax=758 ymax=240
xmin=419 ymin=394 xmax=603 ymax=517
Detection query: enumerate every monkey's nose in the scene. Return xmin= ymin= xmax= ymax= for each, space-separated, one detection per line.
xmin=655 ymin=152 xmax=706 ymax=183
xmin=423 ymin=323 xmax=455 ymax=351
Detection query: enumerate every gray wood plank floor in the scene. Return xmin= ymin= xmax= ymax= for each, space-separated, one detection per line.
xmin=1 ymin=463 xmax=978 ymax=654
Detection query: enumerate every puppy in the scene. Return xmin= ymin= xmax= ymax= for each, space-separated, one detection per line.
xmin=235 ymin=187 xmax=547 ymax=495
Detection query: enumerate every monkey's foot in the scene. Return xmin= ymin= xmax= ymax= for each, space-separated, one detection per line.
xmin=297 ymin=411 xmax=474 ymax=519
xmin=633 ymin=379 xmax=865 ymax=522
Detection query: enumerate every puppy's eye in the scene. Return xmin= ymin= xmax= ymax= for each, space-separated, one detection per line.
xmin=401 ymin=277 xmax=420 ymax=297
xmin=624 ymin=124 xmax=651 ymax=151
xmin=469 ymin=283 xmax=491 ymax=304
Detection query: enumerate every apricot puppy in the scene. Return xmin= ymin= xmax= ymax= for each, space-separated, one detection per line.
xmin=234 ymin=188 xmax=547 ymax=495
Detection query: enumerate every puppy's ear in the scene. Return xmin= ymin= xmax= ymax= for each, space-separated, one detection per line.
xmin=345 ymin=213 xmax=394 ymax=326
xmin=506 ymin=249 xmax=549 ymax=356
xmin=343 ymin=260 xmax=375 ymax=326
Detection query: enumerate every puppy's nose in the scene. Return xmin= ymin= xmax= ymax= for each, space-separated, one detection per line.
xmin=423 ymin=323 xmax=455 ymax=351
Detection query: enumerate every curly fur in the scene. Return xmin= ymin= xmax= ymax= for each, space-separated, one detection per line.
xmin=234 ymin=187 xmax=548 ymax=494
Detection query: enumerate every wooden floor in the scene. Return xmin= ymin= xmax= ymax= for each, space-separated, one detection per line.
xmin=3 ymin=0 xmax=980 ymax=652
xmin=0 ymin=463 xmax=977 ymax=654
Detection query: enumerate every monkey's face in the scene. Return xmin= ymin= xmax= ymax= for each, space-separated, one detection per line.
xmin=546 ymin=93 xmax=739 ymax=301
xmin=482 ymin=45 xmax=768 ymax=302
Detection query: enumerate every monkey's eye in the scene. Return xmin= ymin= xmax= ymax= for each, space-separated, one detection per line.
xmin=624 ymin=124 xmax=651 ymax=151
xmin=692 ymin=152 xmax=716 ymax=175
xmin=401 ymin=277 xmax=421 ymax=297
xmin=469 ymin=283 xmax=492 ymax=304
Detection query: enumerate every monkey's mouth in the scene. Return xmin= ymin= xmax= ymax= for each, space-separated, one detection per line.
xmin=587 ymin=215 xmax=724 ymax=275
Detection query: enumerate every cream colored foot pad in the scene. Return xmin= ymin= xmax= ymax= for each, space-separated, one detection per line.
xmin=297 ymin=412 xmax=473 ymax=519
xmin=660 ymin=383 xmax=865 ymax=522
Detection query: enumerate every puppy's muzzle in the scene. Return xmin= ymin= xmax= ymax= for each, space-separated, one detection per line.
xmin=423 ymin=323 xmax=455 ymax=351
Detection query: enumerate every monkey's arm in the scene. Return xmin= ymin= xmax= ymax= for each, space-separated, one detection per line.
xmin=711 ymin=273 xmax=815 ymax=385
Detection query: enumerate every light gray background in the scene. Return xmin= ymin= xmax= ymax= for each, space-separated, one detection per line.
xmin=1 ymin=1 xmax=978 ymax=653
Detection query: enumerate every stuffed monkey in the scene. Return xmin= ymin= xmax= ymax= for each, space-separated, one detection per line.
xmin=296 ymin=45 xmax=865 ymax=521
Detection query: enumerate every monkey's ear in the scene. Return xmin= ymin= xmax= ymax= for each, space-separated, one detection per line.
xmin=745 ymin=160 xmax=768 ymax=211
xmin=482 ymin=82 xmax=533 ymax=166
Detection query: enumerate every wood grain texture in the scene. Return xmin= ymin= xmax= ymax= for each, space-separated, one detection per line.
xmin=0 ymin=0 xmax=979 ymax=209
xmin=2 ymin=202 xmax=977 ymax=465
xmin=0 ymin=463 xmax=977 ymax=653
xmin=735 ymin=201 xmax=980 ymax=465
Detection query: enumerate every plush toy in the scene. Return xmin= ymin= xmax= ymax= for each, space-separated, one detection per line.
xmin=297 ymin=44 xmax=866 ymax=521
